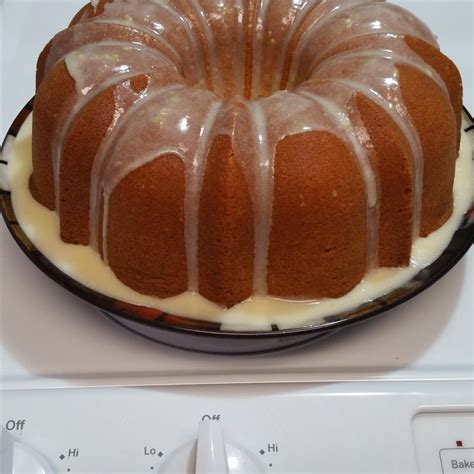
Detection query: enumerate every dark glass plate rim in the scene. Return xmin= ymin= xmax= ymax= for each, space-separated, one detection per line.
xmin=1 ymin=98 xmax=473 ymax=339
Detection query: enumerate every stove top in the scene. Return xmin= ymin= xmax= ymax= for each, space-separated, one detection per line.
xmin=1 ymin=2 xmax=473 ymax=473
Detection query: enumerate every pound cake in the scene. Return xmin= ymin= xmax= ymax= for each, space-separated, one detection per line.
xmin=30 ymin=0 xmax=463 ymax=308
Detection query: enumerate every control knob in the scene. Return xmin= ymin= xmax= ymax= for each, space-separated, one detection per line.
xmin=1 ymin=427 xmax=54 ymax=473
xmin=159 ymin=420 xmax=263 ymax=473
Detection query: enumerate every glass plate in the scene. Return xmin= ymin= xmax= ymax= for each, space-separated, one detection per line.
xmin=1 ymin=99 xmax=473 ymax=354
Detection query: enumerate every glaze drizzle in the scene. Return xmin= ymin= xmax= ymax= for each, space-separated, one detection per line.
xmin=40 ymin=0 xmax=457 ymax=299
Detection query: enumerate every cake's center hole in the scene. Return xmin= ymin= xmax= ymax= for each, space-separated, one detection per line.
xmin=190 ymin=37 xmax=302 ymax=100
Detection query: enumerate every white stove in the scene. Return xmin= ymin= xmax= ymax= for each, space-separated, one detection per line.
xmin=1 ymin=1 xmax=473 ymax=473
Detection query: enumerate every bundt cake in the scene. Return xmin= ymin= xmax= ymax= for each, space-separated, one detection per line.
xmin=30 ymin=0 xmax=463 ymax=309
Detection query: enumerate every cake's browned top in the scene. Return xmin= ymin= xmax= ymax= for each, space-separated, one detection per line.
xmin=31 ymin=0 xmax=462 ymax=307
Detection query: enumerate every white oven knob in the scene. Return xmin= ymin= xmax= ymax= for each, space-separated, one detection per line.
xmin=195 ymin=418 xmax=229 ymax=473
xmin=159 ymin=420 xmax=263 ymax=473
xmin=1 ymin=427 xmax=54 ymax=474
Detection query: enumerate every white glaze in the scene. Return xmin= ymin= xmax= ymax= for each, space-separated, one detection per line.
xmin=0 ymin=136 xmax=15 ymax=191
xmin=248 ymin=100 xmax=272 ymax=294
xmin=288 ymin=0 xmax=438 ymax=88
xmin=32 ymin=0 xmax=466 ymax=304
xmin=184 ymin=99 xmax=223 ymax=291
xmin=269 ymin=0 xmax=320 ymax=94
xmin=187 ymin=0 xmax=224 ymax=96
xmin=251 ymin=0 xmax=271 ymax=99
xmin=7 ymin=115 xmax=472 ymax=330
xmin=88 ymin=83 xmax=186 ymax=252
xmin=297 ymin=90 xmax=379 ymax=266
xmin=53 ymin=42 xmax=178 ymax=211
xmin=286 ymin=0 xmax=380 ymax=88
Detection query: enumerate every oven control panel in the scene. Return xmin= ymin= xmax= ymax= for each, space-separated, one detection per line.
xmin=1 ymin=382 xmax=473 ymax=473
xmin=413 ymin=412 xmax=474 ymax=473
xmin=1 ymin=420 xmax=262 ymax=474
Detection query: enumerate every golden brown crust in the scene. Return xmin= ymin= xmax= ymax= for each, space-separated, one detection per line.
xmin=31 ymin=2 xmax=462 ymax=307
xmin=58 ymin=71 xmax=182 ymax=246
xmin=36 ymin=40 xmax=52 ymax=88
xmin=174 ymin=0 xmax=214 ymax=91
xmin=257 ymin=0 xmax=295 ymax=97
xmin=267 ymin=131 xmax=367 ymax=298
xmin=244 ymin=0 xmax=258 ymax=98
xmin=36 ymin=22 xmax=183 ymax=87
xmin=107 ymin=156 xmax=188 ymax=298
xmin=31 ymin=61 xmax=76 ymax=210
xmin=198 ymin=135 xmax=254 ymax=307
xmin=355 ymin=94 xmax=414 ymax=267
xmin=399 ymin=64 xmax=457 ymax=236
xmin=404 ymin=36 xmax=463 ymax=151
xmin=59 ymin=87 xmax=115 ymax=245
xmin=279 ymin=1 xmax=324 ymax=89
xmin=317 ymin=33 xmax=463 ymax=152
